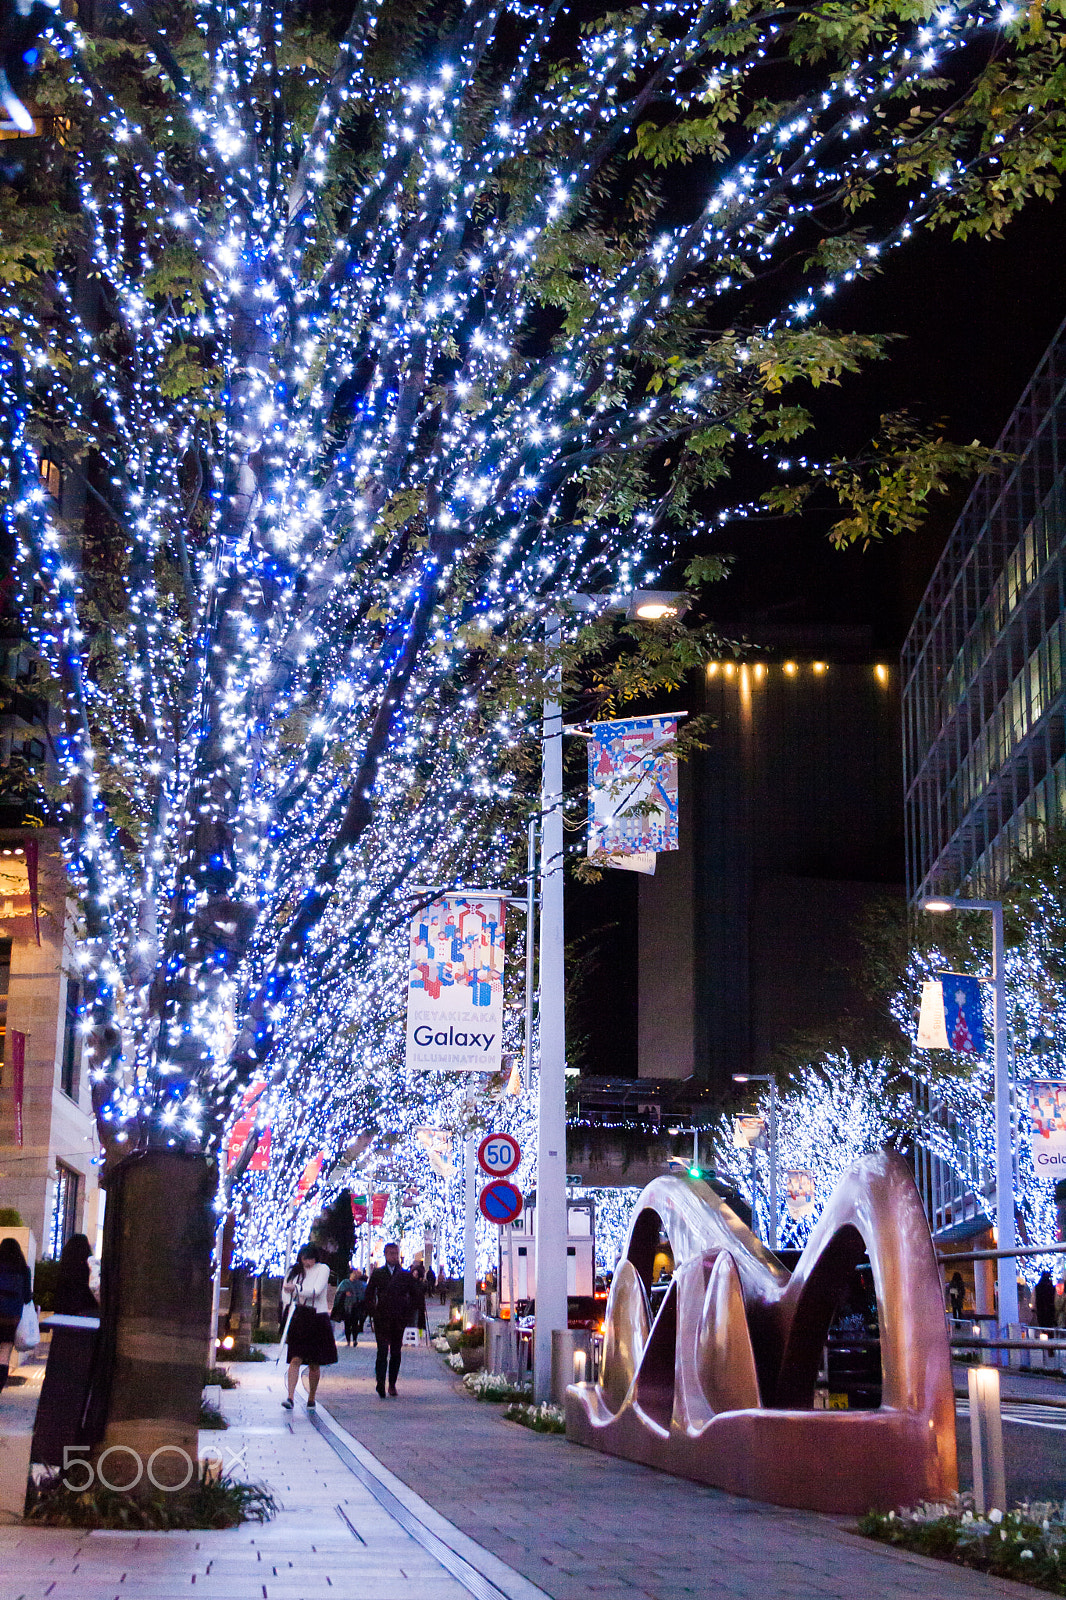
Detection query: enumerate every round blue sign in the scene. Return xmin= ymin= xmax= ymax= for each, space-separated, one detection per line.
xmin=478 ymin=1179 xmax=523 ymax=1226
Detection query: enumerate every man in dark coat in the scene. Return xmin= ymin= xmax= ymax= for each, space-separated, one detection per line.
xmin=1034 ymin=1270 xmax=1057 ymax=1330
xmin=364 ymin=1243 xmax=415 ymax=1397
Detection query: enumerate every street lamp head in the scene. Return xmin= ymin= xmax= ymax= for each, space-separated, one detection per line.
xmin=627 ymin=588 xmax=690 ymax=623
xmin=732 ymin=1074 xmax=751 ymax=1083
xmin=922 ymin=897 xmax=955 ymax=913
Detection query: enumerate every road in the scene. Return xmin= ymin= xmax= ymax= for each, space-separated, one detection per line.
xmin=956 ymin=1399 xmax=1066 ymax=1503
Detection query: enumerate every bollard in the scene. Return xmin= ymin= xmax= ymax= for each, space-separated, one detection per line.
xmin=551 ymin=1328 xmax=592 ymax=1406
xmin=573 ymin=1348 xmax=587 ymax=1384
xmin=1007 ymin=1322 xmax=1024 ymax=1370
xmin=968 ymin=1365 xmax=1007 ymax=1515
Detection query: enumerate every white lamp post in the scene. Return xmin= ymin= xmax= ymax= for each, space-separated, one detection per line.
xmin=733 ymin=1073 xmax=778 ymax=1250
xmin=533 ymin=619 xmax=567 ymax=1402
xmin=922 ymin=896 xmax=1019 ymax=1332
xmin=532 ymin=589 xmax=688 ymax=1402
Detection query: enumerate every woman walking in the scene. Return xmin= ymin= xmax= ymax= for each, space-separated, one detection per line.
xmin=0 ymin=1236 xmax=33 ymax=1395
xmin=280 ymin=1244 xmax=337 ymax=1411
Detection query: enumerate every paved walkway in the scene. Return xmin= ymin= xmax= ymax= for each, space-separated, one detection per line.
xmin=0 ymin=1351 xmax=532 ymax=1600
xmin=0 ymin=1331 xmax=1047 ymax=1600
xmin=319 ymin=1335 xmax=1033 ymax=1600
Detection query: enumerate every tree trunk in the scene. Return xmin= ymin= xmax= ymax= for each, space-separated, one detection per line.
xmin=229 ymin=1267 xmax=254 ymax=1359
xmin=87 ymin=1151 xmax=215 ymax=1490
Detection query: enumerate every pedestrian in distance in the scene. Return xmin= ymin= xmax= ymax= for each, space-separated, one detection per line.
xmin=280 ymin=1244 xmax=337 ymax=1411
xmin=947 ymin=1271 xmax=966 ymax=1321
xmin=412 ymin=1261 xmax=428 ymax=1343
xmin=0 ymin=1235 xmax=32 ymax=1395
xmin=332 ymin=1267 xmax=356 ymax=1345
xmin=1034 ymin=1269 xmax=1057 ymax=1330
xmin=349 ymin=1268 xmax=368 ymax=1343
xmin=364 ymin=1242 xmax=414 ymax=1397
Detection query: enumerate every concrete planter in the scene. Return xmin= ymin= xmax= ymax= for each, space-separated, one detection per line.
xmin=460 ymin=1347 xmax=485 ymax=1373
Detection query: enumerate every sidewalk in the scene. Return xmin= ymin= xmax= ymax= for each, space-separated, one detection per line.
xmin=0 ymin=1349 xmax=539 ymax=1600
xmin=319 ymin=1336 xmax=1034 ymax=1600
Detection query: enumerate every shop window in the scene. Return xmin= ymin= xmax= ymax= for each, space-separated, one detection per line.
xmin=60 ymin=977 xmax=81 ymax=1100
xmin=48 ymin=1162 xmax=80 ymax=1258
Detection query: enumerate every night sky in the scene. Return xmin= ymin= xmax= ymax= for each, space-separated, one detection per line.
xmin=700 ymin=187 xmax=1066 ymax=651
xmin=570 ymin=187 xmax=1066 ymax=1081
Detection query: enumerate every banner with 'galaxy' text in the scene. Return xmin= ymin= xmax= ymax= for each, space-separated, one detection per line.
xmin=406 ymin=894 xmax=506 ymax=1072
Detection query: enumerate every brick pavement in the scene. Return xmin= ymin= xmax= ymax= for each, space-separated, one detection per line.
xmin=0 ymin=1350 xmax=505 ymax=1600
xmin=319 ymin=1333 xmax=1034 ymax=1600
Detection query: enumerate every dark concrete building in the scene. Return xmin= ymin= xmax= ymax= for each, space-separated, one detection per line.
xmin=638 ymin=626 xmax=903 ymax=1091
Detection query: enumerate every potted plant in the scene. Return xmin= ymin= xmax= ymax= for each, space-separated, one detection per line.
xmin=458 ymin=1325 xmax=485 ymax=1372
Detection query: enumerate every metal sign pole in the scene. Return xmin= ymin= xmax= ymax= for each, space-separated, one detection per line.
xmin=463 ymin=1089 xmax=478 ymax=1312
xmin=534 ymin=617 xmax=568 ymax=1403
xmin=505 ymin=1224 xmax=518 ymax=1374
xmin=523 ymin=817 xmax=536 ymax=1091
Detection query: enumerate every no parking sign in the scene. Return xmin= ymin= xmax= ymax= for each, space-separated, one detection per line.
xmin=478 ymin=1179 xmax=523 ymax=1226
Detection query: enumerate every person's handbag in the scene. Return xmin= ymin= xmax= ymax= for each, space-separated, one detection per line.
xmin=14 ymin=1299 xmax=40 ymax=1351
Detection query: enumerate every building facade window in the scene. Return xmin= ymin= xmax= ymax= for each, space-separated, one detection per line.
xmin=48 ymin=1162 xmax=80 ymax=1258
xmin=60 ymin=977 xmax=80 ymax=1100
xmin=903 ymin=320 xmax=1066 ymax=902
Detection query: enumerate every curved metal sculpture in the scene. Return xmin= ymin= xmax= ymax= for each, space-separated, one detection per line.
xmin=566 ymin=1151 xmax=957 ymax=1513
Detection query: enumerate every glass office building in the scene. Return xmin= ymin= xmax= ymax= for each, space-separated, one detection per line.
xmin=903 ymin=318 xmax=1066 ymax=902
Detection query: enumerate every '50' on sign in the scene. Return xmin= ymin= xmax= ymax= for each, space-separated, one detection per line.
xmin=478 ymin=1133 xmax=520 ymax=1178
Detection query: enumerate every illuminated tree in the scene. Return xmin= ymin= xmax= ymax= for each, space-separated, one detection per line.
xmin=2 ymin=0 xmax=1064 ymax=1461
xmin=896 ymin=861 xmax=1066 ymax=1283
xmin=710 ymin=1053 xmax=912 ymax=1246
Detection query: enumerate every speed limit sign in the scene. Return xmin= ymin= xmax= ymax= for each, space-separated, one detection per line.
xmin=478 ymin=1132 xmax=520 ymax=1178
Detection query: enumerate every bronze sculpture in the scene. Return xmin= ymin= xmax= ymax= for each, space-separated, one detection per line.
xmin=565 ymin=1151 xmax=957 ymax=1513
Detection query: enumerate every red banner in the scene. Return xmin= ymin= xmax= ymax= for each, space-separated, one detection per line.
xmin=25 ymin=839 xmax=40 ymax=947
xmin=289 ymin=1152 xmax=325 ymax=1213
xmin=11 ymin=1029 xmax=24 ymax=1147
xmin=225 ymin=1081 xmax=271 ymax=1172
xmin=351 ymin=1192 xmax=387 ymax=1226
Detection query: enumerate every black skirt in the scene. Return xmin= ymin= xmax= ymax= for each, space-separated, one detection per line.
xmin=286 ymin=1304 xmax=338 ymax=1366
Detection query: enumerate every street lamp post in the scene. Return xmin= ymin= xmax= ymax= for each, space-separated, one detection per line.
xmin=533 ymin=619 xmax=568 ymax=1404
xmin=533 ymin=589 xmax=689 ymax=1403
xmin=922 ymin=896 xmax=1019 ymax=1332
xmin=733 ymin=1073 xmax=778 ymax=1250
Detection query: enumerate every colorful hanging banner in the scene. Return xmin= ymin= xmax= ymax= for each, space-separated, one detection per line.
xmin=25 ymin=838 xmax=40 ymax=947
xmin=225 ymin=1081 xmax=271 ymax=1172
xmin=414 ymin=1126 xmax=454 ymax=1178
xmin=289 ymin=1152 xmax=324 ymax=1213
xmin=587 ymin=716 xmax=678 ymax=871
xmin=350 ymin=1192 xmax=388 ymax=1226
xmin=916 ymin=979 xmax=949 ymax=1049
xmin=785 ymin=1169 xmax=817 ymax=1221
xmin=1029 ymin=1081 xmax=1066 ymax=1172
xmin=939 ymin=972 xmax=987 ymax=1056
xmin=406 ymin=894 xmax=506 ymax=1072
xmin=732 ymin=1114 xmax=766 ymax=1151
xmin=10 ymin=1029 xmax=24 ymax=1148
